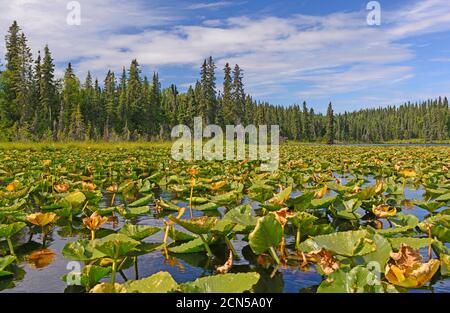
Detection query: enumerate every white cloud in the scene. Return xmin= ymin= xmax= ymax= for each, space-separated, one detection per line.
xmin=187 ymin=1 xmax=233 ymax=10
xmin=1 ymin=0 xmax=450 ymax=106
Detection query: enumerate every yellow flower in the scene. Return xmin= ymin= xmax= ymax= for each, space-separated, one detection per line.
xmin=6 ymin=180 xmax=20 ymax=192
xmin=26 ymin=212 xmax=57 ymax=227
xmin=385 ymin=244 xmax=440 ymax=288
xmin=83 ymin=212 xmax=108 ymax=232
xmin=374 ymin=180 xmax=384 ymax=193
xmin=81 ymin=181 xmax=97 ymax=191
xmin=106 ymin=183 xmax=118 ymax=193
xmin=53 ymin=182 xmax=69 ymax=193
xmin=399 ymin=169 xmax=417 ymax=178
xmin=187 ymin=167 xmax=199 ymax=176
xmin=42 ymin=160 xmax=52 ymax=166
xmin=210 ymin=180 xmax=227 ymax=191
xmin=314 ymin=186 xmax=328 ymax=199
xmin=372 ymin=204 xmax=397 ymax=218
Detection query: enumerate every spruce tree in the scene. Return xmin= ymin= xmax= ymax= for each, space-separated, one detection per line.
xmin=326 ymin=102 xmax=334 ymax=144
xmin=231 ymin=64 xmax=245 ymax=124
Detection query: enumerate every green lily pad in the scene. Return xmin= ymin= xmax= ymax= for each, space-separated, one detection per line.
xmin=60 ymin=191 xmax=86 ymax=209
xmin=168 ymin=216 xmax=218 ymax=234
xmin=419 ymin=214 xmax=450 ymax=243
xmin=128 ymin=193 xmax=154 ymax=207
xmin=118 ymin=224 xmax=160 ymax=241
xmin=180 ymin=272 xmax=260 ymax=293
xmin=249 ymin=214 xmax=282 ymax=255
xmin=124 ymin=271 xmax=178 ymax=293
xmin=94 ymin=234 xmax=140 ymax=258
xmin=0 ymin=222 xmax=26 ymax=238
xmin=62 ymin=240 xmax=105 ymax=261
xmin=317 ymin=266 xmax=390 ymax=293
xmin=300 ymin=230 xmax=376 ymax=257
xmin=378 ymin=214 xmax=419 ymax=236
xmin=388 ymin=237 xmax=434 ymax=250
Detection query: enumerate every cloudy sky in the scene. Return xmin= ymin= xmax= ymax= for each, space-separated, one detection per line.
xmin=1 ymin=0 xmax=450 ymax=113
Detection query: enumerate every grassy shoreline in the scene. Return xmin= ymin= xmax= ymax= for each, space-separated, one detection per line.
xmin=1 ymin=140 xmax=450 ymax=150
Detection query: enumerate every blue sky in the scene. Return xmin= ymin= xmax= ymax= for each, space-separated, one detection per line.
xmin=1 ymin=0 xmax=450 ymax=113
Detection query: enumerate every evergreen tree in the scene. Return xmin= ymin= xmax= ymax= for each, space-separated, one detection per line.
xmin=326 ymin=102 xmax=334 ymax=144
xmin=232 ymin=64 xmax=245 ymax=124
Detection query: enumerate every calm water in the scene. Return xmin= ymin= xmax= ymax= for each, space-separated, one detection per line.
xmin=1 ymin=179 xmax=449 ymax=293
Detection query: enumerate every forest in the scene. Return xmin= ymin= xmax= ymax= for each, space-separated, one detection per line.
xmin=0 ymin=21 xmax=449 ymax=143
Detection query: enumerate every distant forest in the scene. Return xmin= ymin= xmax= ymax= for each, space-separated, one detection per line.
xmin=0 ymin=21 xmax=449 ymax=143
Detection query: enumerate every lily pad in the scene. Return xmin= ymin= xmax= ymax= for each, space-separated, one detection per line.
xmin=124 ymin=271 xmax=178 ymax=293
xmin=180 ymin=272 xmax=260 ymax=293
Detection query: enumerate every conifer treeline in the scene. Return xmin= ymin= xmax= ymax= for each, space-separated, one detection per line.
xmin=0 ymin=21 xmax=449 ymax=142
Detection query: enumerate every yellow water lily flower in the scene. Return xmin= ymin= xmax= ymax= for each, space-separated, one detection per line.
xmin=374 ymin=180 xmax=384 ymax=193
xmin=6 ymin=180 xmax=20 ymax=192
xmin=385 ymin=244 xmax=440 ymax=288
xmin=83 ymin=212 xmax=108 ymax=231
xmin=187 ymin=167 xmax=199 ymax=176
xmin=42 ymin=160 xmax=52 ymax=166
xmin=210 ymin=180 xmax=227 ymax=191
xmin=314 ymin=186 xmax=328 ymax=199
xmin=399 ymin=169 xmax=417 ymax=178
xmin=26 ymin=212 xmax=57 ymax=227
xmin=83 ymin=212 xmax=108 ymax=240
xmin=106 ymin=183 xmax=118 ymax=193
xmin=81 ymin=181 xmax=97 ymax=191
xmin=53 ymin=182 xmax=69 ymax=193
xmin=372 ymin=204 xmax=397 ymax=218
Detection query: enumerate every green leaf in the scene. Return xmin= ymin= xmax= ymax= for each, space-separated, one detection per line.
xmin=94 ymin=234 xmax=140 ymax=258
xmin=311 ymin=195 xmax=337 ymax=209
xmin=435 ymin=192 xmax=450 ymax=202
xmin=300 ymin=230 xmax=376 ymax=257
xmin=288 ymin=192 xmax=315 ymax=212
xmin=128 ymin=193 xmax=154 ymax=207
xmin=318 ymin=266 xmax=385 ymax=293
xmin=222 ymin=205 xmax=257 ymax=228
xmin=363 ymin=233 xmax=392 ymax=269
xmin=168 ymin=216 xmax=218 ymax=234
xmin=0 ymin=222 xmax=26 ymax=238
xmin=168 ymin=228 xmax=196 ymax=242
xmin=119 ymin=224 xmax=160 ymax=241
xmin=249 ymin=214 xmax=282 ymax=255
xmin=0 ymin=199 xmax=26 ymax=212
xmin=378 ymin=214 xmax=419 ymax=236
xmin=187 ymin=197 xmax=209 ymax=205
xmin=180 ymin=272 xmax=260 ymax=293
xmin=62 ymin=265 xmax=111 ymax=289
xmin=61 ymin=191 xmax=86 ymax=209
xmin=211 ymin=191 xmax=238 ymax=205
xmin=124 ymin=271 xmax=178 ymax=293
xmin=439 ymin=254 xmax=450 ymax=276
xmin=419 ymin=214 xmax=450 ymax=243
xmin=117 ymin=205 xmax=150 ymax=218
xmin=413 ymin=200 xmax=445 ymax=213
xmin=195 ymin=202 xmax=219 ymax=211
xmin=169 ymin=236 xmax=213 ymax=254
xmin=0 ymin=255 xmax=16 ymax=271
xmin=388 ymin=237 xmax=434 ymax=250
xmin=62 ymin=240 xmax=105 ymax=261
